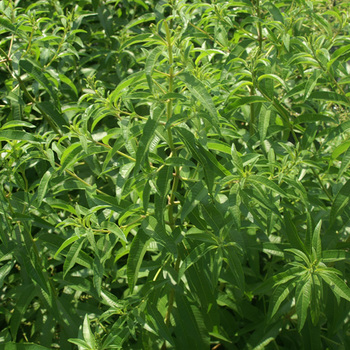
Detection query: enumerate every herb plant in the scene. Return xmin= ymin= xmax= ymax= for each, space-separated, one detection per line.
xmin=1 ymin=0 xmax=350 ymax=349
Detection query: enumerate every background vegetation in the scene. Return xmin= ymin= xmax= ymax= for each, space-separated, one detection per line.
xmin=1 ymin=0 xmax=350 ymax=349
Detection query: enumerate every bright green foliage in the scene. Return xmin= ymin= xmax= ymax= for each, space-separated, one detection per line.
xmin=1 ymin=0 xmax=350 ymax=349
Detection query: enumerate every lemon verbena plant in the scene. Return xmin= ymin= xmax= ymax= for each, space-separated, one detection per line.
xmin=0 ymin=0 xmax=350 ymax=349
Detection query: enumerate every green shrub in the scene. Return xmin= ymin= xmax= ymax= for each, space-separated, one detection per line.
xmin=1 ymin=0 xmax=350 ymax=349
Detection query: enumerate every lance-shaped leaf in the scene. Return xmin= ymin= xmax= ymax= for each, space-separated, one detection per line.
xmin=36 ymin=168 xmax=53 ymax=207
xmin=173 ymin=292 xmax=210 ymax=349
xmin=178 ymin=72 xmax=218 ymax=126
xmin=0 ymin=130 xmax=42 ymax=142
xmin=259 ymin=103 xmax=271 ymax=142
xmin=83 ymin=314 xmax=96 ymax=349
xmin=223 ymin=245 xmax=245 ymax=292
xmin=329 ymin=179 xmax=350 ymax=228
xmin=178 ymin=243 xmax=217 ymax=282
xmin=19 ymin=59 xmax=57 ymax=100
xmin=134 ymin=106 xmax=163 ymax=173
xmin=37 ymin=101 xmax=69 ymax=129
xmin=145 ymin=46 xmax=164 ymax=92
xmin=127 ymin=229 xmax=151 ymax=293
xmin=319 ymin=270 xmax=350 ymax=302
xmin=268 ymin=283 xmax=295 ymax=320
xmin=181 ymin=181 xmax=208 ymax=222
xmin=312 ymin=220 xmax=322 ymax=261
xmin=296 ymin=275 xmax=312 ymax=331
xmin=309 ymin=91 xmax=350 ymax=107
xmin=63 ymin=237 xmax=85 ymax=277
xmin=248 ymin=175 xmax=287 ymax=197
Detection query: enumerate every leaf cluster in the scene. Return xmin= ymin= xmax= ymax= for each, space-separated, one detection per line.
xmin=1 ymin=0 xmax=350 ymax=349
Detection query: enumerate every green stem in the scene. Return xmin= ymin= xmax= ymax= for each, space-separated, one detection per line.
xmin=249 ymin=84 xmax=256 ymax=135
xmin=164 ymin=20 xmax=180 ymax=230
xmin=255 ymin=0 xmax=263 ymax=52
xmin=162 ymin=20 xmax=181 ymax=350
xmin=0 ymin=47 xmax=65 ymax=139
xmin=311 ymin=168 xmax=333 ymax=202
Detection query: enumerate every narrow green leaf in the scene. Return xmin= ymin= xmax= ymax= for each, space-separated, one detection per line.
xmin=254 ymin=267 xmax=302 ymax=294
xmin=181 ymin=181 xmax=208 ymax=222
xmin=146 ymin=306 xmax=175 ymax=347
xmin=178 ymin=243 xmax=217 ymax=282
xmin=285 ymin=248 xmax=311 ymax=265
xmin=174 ymin=292 xmax=210 ymax=349
xmin=142 ymin=216 xmax=176 ymax=254
xmin=178 ymin=72 xmax=218 ymax=123
xmin=321 ymin=250 xmax=350 ymax=262
xmin=37 ymin=101 xmax=69 ymax=128
xmin=207 ymin=140 xmax=232 ymax=155
xmin=309 ymin=91 xmax=350 ymax=106
xmin=331 ymin=140 xmax=350 ymax=160
xmin=0 ymin=130 xmax=42 ymax=142
xmin=283 ymin=212 xmax=307 ymax=253
xmin=175 ymin=127 xmax=230 ymax=176
xmin=0 ymin=17 xmax=17 ymax=33
xmin=10 ymin=285 xmax=36 ymax=339
xmin=36 ymin=168 xmax=53 ymax=207
xmin=231 ymin=143 xmax=244 ymax=175
xmin=59 ymin=143 xmax=82 ymax=173
xmin=224 ymin=245 xmax=245 ymax=292
xmin=127 ymin=230 xmax=150 ymax=293
xmin=1 ymin=121 xmax=35 ymax=129
xmin=269 ymin=283 xmax=294 ymax=319
xmin=265 ymin=2 xmax=284 ymax=22
xmin=303 ymin=70 xmax=321 ymax=101
xmin=93 ymin=256 xmax=103 ymax=297
xmin=337 ymin=147 xmax=350 ymax=180
xmin=312 ymin=220 xmax=322 ymax=261
xmin=108 ymin=71 xmax=145 ymax=105
xmin=145 ymin=46 xmax=164 ymax=92
xmin=258 ymin=74 xmax=287 ymax=90
xmin=229 ymin=96 xmax=267 ymax=109
xmin=329 ymin=179 xmax=350 ymax=228
xmin=248 ymin=175 xmax=287 ymax=197
xmin=83 ymin=314 xmax=96 ymax=349
xmin=68 ymin=339 xmax=91 ymax=349
xmin=135 ymin=106 xmax=163 ymax=173
xmin=19 ymin=60 xmax=56 ymax=99
xmin=293 ymin=113 xmax=335 ymax=124
xmin=0 ymin=261 xmax=14 ymax=288
xmin=101 ymin=222 xmax=127 ymax=242
xmin=102 ymin=136 xmax=125 ymax=172
xmin=59 ymin=73 xmax=78 ymax=96
xmin=154 ymin=165 xmax=172 ymax=224
xmin=63 ymin=237 xmax=85 ymax=277
xmin=120 ymin=33 xmax=151 ymax=50
xmin=258 ymin=104 xmax=271 ymax=142
xmin=319 ymin=271 xmax=350 ymax=302
xmin=296 ymin=276 xmax=312 ymax=331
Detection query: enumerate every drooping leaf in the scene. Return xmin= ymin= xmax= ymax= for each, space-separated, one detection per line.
xmin=329 ymin=179 xmax=350 ymax=228
xmin=178 ymin=243 xmax=217 ymax=282
xmin=19 ymin=59 xmax=57 ymax=99
xmin=296 ymin=276 xmax=312 ymax=331
xmin=319 ymin=270 xmax=350 ymax=302
xmin=268 ymin=283 xmax=294 ymax=320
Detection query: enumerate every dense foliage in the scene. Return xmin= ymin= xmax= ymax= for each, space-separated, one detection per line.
xmin=1 ymin=0 xmax=350 ymax=349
